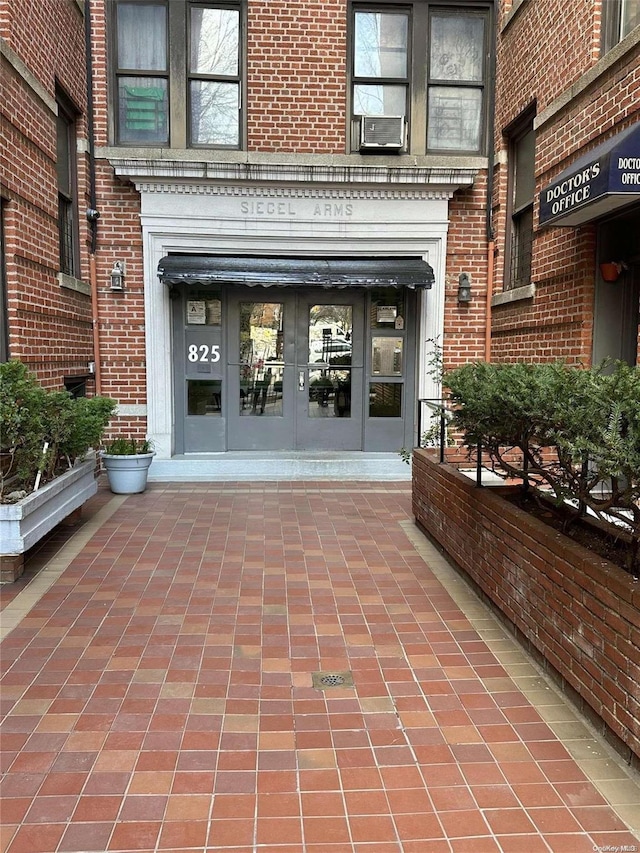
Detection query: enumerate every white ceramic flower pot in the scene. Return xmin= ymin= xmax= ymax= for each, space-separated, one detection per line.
xmin=101 ymin=452 xmax=155 ymax=494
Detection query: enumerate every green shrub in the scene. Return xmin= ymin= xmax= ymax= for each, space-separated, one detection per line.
xmin=0 ymin=361 xmax=116 ymax=498
xmin=103 ymin=437 xmax=154 ymax=455
xmin=444 ymin=360 xmax=640 ymax=573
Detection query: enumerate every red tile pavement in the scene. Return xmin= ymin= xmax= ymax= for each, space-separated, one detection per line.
xmin=1 ymin=482 xmax=639 ymax=852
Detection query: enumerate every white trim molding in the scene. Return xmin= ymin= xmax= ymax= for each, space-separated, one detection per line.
xmin=104 ymin=150 xmax=482 ymax=192
xmin=133 ymin=179 xmax=451 ymax=458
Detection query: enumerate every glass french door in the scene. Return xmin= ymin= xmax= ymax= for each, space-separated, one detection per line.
xmin=295 ymin=292 xmax=364 ymax=450
xmin=226 ymin=288 xmax=364 ymax=450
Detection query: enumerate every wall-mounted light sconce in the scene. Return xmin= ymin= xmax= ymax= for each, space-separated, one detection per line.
xmin=110 ymin=261 xmax=125 ymax=291
xmin=457 ymin=272 xmax=472 ymax=303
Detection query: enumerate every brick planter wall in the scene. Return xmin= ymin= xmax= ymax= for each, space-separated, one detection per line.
xmin=412 ymin=448 xmax=640 ymax=766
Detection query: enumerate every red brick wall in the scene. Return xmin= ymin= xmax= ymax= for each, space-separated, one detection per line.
xmin=88 ymin=0 xmax=108 ymax=147
xmin=413 ymin=449 xmax=640 ymax=764
xmin=495 ymin=1 xmax=600 ymax=127
xmin=83 ymin=0 xmax=147 ymax=424
xmin=445 ymin=179 xmax=491 ymax=367
xmin=247 ymin=0 xmax=348 ymax=153
xmin=92 ymin=165 xmax=147 ymax=413
xmin=85 ymin=0 xmax=491 ymax=409
xmin=1 ymin=0 xmax=94 ymax=388
xmin=491 ymin=268 xmax=596 ymax=365
xmin=492 ymin=0 xmax=640 ymax=366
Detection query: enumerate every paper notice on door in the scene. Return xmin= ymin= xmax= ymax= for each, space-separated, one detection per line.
xmin=377 ymin=306 xmax=397 ymax=324
xmin=206 ymin=299 xmax=222 ymax=325
xmin=187 ymin=301 xmax=206 ymax=324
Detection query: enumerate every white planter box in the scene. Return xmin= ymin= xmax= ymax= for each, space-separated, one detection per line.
xmin=0 ymin=453 xmax=97 ymax=555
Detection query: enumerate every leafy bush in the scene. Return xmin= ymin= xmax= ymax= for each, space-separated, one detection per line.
xmin=0 ymin=361 xmax=116 ymax=499
xmin=444 ymin=360 xmax=640 ymax=573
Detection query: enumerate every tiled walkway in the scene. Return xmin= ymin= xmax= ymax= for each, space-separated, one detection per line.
xmin=1 ymin=482 xmax=639 ymax=853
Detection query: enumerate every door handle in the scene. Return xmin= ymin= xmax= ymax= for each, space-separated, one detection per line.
xmin=299 ymin=371 xmax=305 ymax=391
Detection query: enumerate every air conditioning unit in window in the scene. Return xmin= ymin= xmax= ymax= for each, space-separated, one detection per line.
xmin=359 ymin=115 xmax=406 ymax=150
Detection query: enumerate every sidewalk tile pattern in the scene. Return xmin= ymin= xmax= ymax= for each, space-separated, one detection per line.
xmin=1 ymin=483 xmax=639 ymax=853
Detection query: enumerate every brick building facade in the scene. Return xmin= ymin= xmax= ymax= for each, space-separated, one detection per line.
xmin=1 ymin=0 xmax=95 ymax=391
xmin=491 ymin=0 xmax=640 ymax=367
xmin=1 ymin=0 xmax=638 ymax=470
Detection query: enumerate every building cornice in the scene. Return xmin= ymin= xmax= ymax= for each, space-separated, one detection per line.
xmin=99 ymin=148 xmax=483 ymax=190
xmin=134 ymin=182 xmax=456 ymax=201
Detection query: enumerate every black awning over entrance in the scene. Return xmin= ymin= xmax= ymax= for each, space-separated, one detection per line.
xmin=539 ymin=122 xmax=640 ymax=227
xmin=158 ymin=255 xmax=435 ymax=289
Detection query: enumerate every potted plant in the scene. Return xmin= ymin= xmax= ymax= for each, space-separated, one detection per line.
xmin=599 ymin=261 xmax=627 ymax=282
xmin=1 ymin=360 xmax=116 ymax=580
xmin=101 ymin=437 xmax=155 ymax=494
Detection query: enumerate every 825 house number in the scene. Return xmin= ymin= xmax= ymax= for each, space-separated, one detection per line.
xmin=188 ymin=344 xmax=221 ymax=363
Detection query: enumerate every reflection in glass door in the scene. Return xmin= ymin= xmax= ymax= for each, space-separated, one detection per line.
xmin=177 ymin=282 xmax=417 ymax=453
xmin=296 ymin=296 xmax=364 ymax=450
xmin=239 ymin=302 xmax=285 ymax=417
xmin=227 ymin=290 xmax=296 ymax=450
xmin=307 ymin=304 xmax=352 ymax=419
xmin=227 ymin=289 xmax=365 ymax=450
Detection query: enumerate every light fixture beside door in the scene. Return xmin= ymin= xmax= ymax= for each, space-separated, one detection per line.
xmin=110 ymin=261 xmax=126 ymax=291
xmin=457 ymin=272 xmax=472 ymax=303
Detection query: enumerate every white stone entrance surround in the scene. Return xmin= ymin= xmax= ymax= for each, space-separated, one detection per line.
xmin=107 ymin=154 xmax=480 ymax=459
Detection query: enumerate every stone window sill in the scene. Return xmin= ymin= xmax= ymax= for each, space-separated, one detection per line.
xmin=491 ymin=283 xmax=536 ymax=307
xmin=58 ymin=272 xmax=91 ymax=296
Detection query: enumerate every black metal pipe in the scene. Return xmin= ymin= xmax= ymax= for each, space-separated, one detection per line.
xmin=486 ymin=0 xmax=498 ymax=243
xmin=84 ymin=0 xmax=98 ymax=253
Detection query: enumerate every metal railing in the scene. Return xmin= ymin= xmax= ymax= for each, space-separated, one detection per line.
xmin=416 ymin=398 xmax=448 ymax=464
xmin=417 ymin=398 xmax=488 ymax=487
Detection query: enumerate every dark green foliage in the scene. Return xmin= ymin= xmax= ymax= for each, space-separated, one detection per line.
xmin=1 ymin=361 xmax=116 ymax=498
xmin=445 ymin=360 xmax=640 ymax=573
xmin=103 ymin=437 xmax=153 ymax=455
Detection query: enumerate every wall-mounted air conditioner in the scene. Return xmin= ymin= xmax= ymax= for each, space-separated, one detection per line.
xmin=359 ymin=115 xmax=406 ymax=150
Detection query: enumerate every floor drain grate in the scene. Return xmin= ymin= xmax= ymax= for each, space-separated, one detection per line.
xmin=312 ymin=670 xmax=354 ymax=690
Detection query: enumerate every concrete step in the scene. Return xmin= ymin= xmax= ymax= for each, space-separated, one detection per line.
xmin=147 ymin=452 xmax=412 ymax=482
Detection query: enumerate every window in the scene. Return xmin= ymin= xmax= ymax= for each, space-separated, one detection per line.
xmin=353 ymin=10 xmax=410 ymax=117
xmin=603 ymin=0 xmax=640 ymax=52
xmin=350 ymin=2 xmax=490 ymax=154
xmin=56 ymin=90 xmax=79 ymax=278
xmin=113 ymin=1 xmax=243 ymax=148
xmin=115 ymin=3 xmax=168 ymax=144
xmin=427 ymin=11 xmax=486 ymax=151
xmin=506 ymin=113 xmax=535 ymax=290
xmin=64 ymin=376 xmax=88 ymax=398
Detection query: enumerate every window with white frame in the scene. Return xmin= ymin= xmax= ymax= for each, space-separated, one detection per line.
xmin=603 ymin=0 xmax=640 ymax=52
xmin=350 ymin=2 xmax=491 ymax=154
xmin=112 ymin=1 xmax=243 ymax=148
